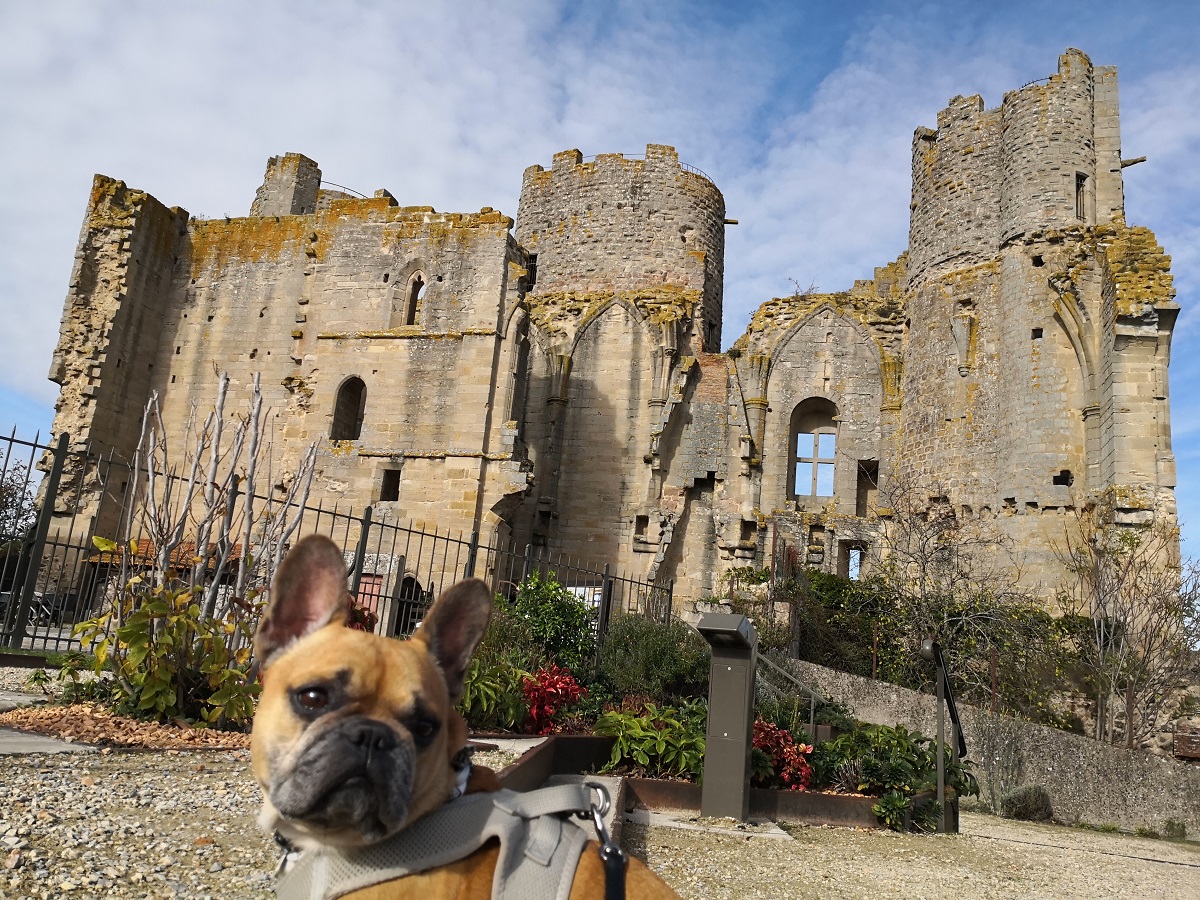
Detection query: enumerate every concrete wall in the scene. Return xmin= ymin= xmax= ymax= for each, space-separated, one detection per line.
xmin=784 ymin=658 xmax=1200 ymax=837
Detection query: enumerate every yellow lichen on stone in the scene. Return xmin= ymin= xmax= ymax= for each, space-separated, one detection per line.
xmin=525 ymin=285 xmax=701 ymax=342
xmin=191 ymin=216 xmax=327 ymax=277
xmin=87 ymin=176 xmax=148 ymax=230
xmin=1102 ymin=224 xmax=1176 ymax=317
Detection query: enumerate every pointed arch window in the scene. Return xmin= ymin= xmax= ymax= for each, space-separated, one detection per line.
xmin=789 ymin=398 xmax=838 ymax=499
xmin=331 ymin=376 xmax=366 ymax=440
xmin=388 ymin=271 xmax=428 ymax=328
xmin=403 ymin=273 xmax=426 ymax=326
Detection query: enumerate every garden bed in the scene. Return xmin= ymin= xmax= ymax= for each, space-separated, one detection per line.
xmin=497 ymin=734 xmax=955 ymax=832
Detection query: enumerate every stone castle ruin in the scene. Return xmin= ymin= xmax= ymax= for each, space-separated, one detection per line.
xmin=46 ymin=49 xmax=1178 ymax=603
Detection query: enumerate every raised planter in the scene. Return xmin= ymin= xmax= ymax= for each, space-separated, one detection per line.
xmin=496 ymin=735 xmax=957 ymax=832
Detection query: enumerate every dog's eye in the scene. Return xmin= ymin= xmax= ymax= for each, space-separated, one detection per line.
xmin=411 ymin=717 xmax=439 ymax=745
xmin=295 ymin=687 xmax=329 ymax=711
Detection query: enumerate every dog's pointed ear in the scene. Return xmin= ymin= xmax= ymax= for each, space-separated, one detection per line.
xmin=256 ymin=535 xmax=350 ymax=667
xmin=413 ymin=578 xmax=492 ymax=704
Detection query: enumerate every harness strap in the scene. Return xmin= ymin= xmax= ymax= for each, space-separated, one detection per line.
xmin=276 ymin=784 xmax=597 ymax=900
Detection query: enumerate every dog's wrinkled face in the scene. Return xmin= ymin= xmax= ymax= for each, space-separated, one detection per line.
xmin=250 ymin=535 xmax=491 ymax=849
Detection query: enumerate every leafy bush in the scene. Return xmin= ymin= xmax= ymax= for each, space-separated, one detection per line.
xmin=460 ymin=658 xmax=528 ymax=732
xmin=811 ymin=723 xmax=979 ymax=809
xmin=751 ymin=718 xmax=813 ymax=790
xmin=813 ymin=698 xmax=856 ymax=731
xmin=871 ymin=791 xmax=911 ymax=831
xmin=597 ymin=615 xmax=709 ymax=702
xmin=76 ymin=544 xmax=259 ymax=728
xmin=1165 ymin=818 xmax=1187 ymax=840
xmin=509 ymin=572 xmax=596 ymax=672
xmin=594 ymin=699 xmax=707 ymax=780
xmin=521 ymin=665 xmax=587 ymax=735
xmin=999 ymin=784 xmax=1054 ymax=822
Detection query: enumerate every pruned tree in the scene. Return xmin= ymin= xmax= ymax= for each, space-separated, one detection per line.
xmin=861 ymin=476 xmax=1067 ymax=721
xmin=80 ymin=372 xmax=320 ymax=726
xmin=1055 ymin=500 xmax=1199 ymax=746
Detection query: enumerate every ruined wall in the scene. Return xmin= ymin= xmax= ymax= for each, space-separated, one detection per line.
xmin=47 ymin=176 xmax=188 ymax=530
xmin=42 ymin=49 xmax=1178 ymax=607
xmin=48 ymin=161 xmax=532 ymax=546
xmin=899 ymin=48 xmax=1177 ymax=588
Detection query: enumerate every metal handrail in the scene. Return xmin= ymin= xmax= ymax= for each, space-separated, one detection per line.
xmin=320 ymin=180 xmax=368 ymax=199
xmin=578 ymin=154 xmax=714 ymax=183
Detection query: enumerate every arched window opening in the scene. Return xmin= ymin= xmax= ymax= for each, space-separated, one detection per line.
xmin=789 ymin=398 xmax=838 ymax=499
xmin=331 ymin=377 xmax=366 ymax=440
xmin=404 ymin=274 xmax=426 ymax=326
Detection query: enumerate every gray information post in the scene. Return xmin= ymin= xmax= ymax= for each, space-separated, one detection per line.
xmin=697 ymin=613 xmax=759 ymax=821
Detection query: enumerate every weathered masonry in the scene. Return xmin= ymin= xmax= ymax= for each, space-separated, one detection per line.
xmin=46 ymin=49 xmax=1178 ymax=604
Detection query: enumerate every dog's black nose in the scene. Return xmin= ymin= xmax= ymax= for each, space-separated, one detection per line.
xmin=347 ymin=720 xmax=398 ymax=752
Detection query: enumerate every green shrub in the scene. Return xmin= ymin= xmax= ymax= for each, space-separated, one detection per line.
xmin=871 ymin=791 xmax=911 ymax=831
xmin=813 ymin=698 xmax=856 ymax=731
xmin=510 ymin=572 xmax=596 ymax=672
xmin=597 ymin=615 xmax=709 ymax=702
xmin=810 ymin=724 xmax=979 ymax=803
xmin=1165 ymin=818 xmax=1187 ymax=840
xmin=1000 ymin=784 xmax=1054 ymax=822
xmin=75 ymin=568 xmax=258 ymax=728
xmin=594 ymin=699 xmax=707 ymax=780
xmin=460 ymin=658 xmax=528 ymax=732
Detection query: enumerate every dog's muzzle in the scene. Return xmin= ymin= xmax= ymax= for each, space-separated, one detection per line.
xmin=270 ymin=716 xmax=414 ymax=842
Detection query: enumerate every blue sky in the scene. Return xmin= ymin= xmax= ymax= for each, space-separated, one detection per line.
xmin=1 ymin=0 xmax=1197 ymax=543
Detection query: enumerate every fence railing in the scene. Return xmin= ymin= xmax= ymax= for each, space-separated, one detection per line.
xmin=0 ymin=429 xmax=672 ymax=655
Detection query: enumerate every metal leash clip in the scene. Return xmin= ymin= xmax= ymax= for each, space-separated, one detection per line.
xmin=580 ymin=782 xmax=627 ymax=900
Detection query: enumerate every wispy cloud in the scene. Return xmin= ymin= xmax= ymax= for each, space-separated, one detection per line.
xmin=2 ymin=0 xmax=1198 ymax=539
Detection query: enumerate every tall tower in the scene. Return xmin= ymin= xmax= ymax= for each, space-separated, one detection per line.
xmin=901 ymin=49 xmax=1177 ymax=584
xmin=512 ymin=145 xmax=727 ymax=567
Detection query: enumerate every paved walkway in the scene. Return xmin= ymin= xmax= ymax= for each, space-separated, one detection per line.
xmin=0 ymin=689 xmax=90 ymax=754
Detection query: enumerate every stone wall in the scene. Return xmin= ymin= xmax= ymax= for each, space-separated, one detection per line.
xmin=784 ymin=658 xmax=1200 ymax=836
xmin=41 ymin=49 xmax=1179 ymax=610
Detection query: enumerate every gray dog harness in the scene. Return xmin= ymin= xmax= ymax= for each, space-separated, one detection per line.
xmin=275 ymin=782 xmax=612 ymax=900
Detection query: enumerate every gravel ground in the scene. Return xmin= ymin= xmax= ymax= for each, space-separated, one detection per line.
xmin=3 ymin=666 xmax=1198 ymax=899
xmin=627 ymin=810 xmax=1200 ymax=899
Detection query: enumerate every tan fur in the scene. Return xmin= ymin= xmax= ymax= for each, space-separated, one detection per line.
xmin=253 ymin=536 xmax=679 ymax=897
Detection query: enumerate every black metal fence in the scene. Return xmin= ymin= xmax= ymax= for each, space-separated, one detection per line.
xmin=0 ymin=429 xmax=672 ymax=655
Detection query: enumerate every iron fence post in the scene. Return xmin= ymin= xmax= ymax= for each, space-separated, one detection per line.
xmin=9 ymin=433 xmax=68 ymax=649
xmin=464 ymin=530 xmax=479 ymax=579
xmin=383 ymin=554 xmax=406 ymax=637
xmin=596 ymin=563 xmax=613 ymax=653
xmin=666 ymin=578 xmax=674 ymax=623
xmin=350 ymin=506 xmax=373 ymax=599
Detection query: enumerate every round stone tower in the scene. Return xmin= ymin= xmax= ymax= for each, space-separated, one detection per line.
xmin=515 ymin=144 xmax=726 ymax=351
xmin=999 ymin=48 xmax=1100 ymax=242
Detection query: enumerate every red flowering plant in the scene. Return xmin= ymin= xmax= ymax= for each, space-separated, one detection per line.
xmin=345 ymin=601 xmax=379 ymax=633
xmin=522 ymin=664 xmax=588 ymax=735
xmin=751 ymin=718 xmax=814 ymax=791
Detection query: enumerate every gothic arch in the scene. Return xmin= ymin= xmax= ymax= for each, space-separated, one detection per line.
xmin=330 ymin=376 xmax=367 ymax=440
xmin=567 ymin=296 xmax=655 ymax=357
xmin=388 ymin=259 xmax=429 ymax=328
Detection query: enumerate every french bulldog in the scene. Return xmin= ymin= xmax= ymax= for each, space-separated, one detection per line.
xmin=251 ymin=534 xmax=679 ymax=898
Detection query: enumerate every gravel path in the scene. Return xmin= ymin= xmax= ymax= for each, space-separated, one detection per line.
xmin=627 ymin=810 xmax=1200 ymax=899
xmin=2 ymin=664 xmax=1197 ymax=900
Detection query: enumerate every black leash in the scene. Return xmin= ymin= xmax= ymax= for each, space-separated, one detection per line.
xmin=580 ymin=783 xmax=627 ymax=900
